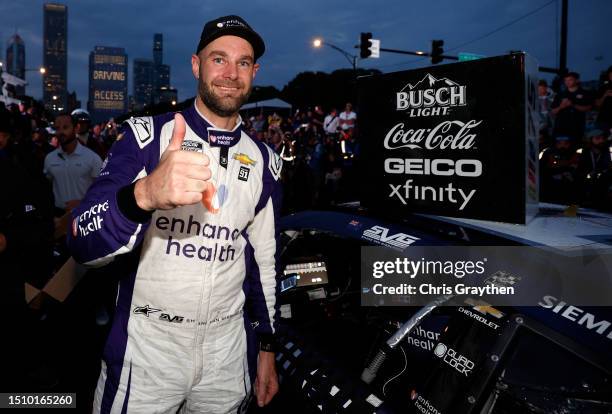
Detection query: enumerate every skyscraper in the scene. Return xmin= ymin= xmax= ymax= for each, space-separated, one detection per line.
xmin=43 ymin=2 xmax=68 ymax=113
xmin=153 ymin=64 xmax=170 ymax=104
xmin=133 ymin=58 xmax=154 ymax=110
xmin=88 ymin=46 xmax=128 ymax=123
xmin=152 ymin=33 xmax=170 ymax=104
xmin=133 ymin=33 xmax=175 ymax=109
xmin=6 ymin=34 xmax=26 ymax=96
xmin=153 ymin=33 xmax=163 ymax=66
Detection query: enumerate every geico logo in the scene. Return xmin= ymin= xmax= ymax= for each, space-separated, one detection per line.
xmin=384 ymin=158 xmax=482 ymax=177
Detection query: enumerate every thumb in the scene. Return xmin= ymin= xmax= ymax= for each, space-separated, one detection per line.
xmin=166 ymin=113 xmax=186 ymax=152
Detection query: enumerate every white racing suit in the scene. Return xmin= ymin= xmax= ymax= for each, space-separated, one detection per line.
xmin=67 ymin=102 xmax=282 ymax=413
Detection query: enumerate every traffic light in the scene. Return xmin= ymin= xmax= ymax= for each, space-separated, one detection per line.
xmin=360 ymin=32 xmax=373 ymax=59
xmin=431 ymin=40 xmax=444 ymax=64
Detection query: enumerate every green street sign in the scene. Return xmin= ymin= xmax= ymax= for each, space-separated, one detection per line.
xmin=459 ymin=52 xmax=486 ymax=62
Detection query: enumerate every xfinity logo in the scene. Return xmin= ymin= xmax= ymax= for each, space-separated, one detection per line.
xmin=397 ymin=73 xmax=466 ymax=117
xmin=433 ymin=342 xmax=474 ymax=376
xmin=362 ymin=225 xmax=419 ymax=250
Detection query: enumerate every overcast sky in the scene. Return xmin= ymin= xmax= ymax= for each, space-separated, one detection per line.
xmin=1 ymin=0 xmax=610 ymax=103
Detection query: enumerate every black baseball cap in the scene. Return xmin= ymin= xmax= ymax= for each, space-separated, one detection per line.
xmin=196 ymin=15 xmax=265 ymax=61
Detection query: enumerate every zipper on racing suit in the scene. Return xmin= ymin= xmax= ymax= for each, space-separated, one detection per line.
xmin=191 ymin=139 xmax=233 ymax=385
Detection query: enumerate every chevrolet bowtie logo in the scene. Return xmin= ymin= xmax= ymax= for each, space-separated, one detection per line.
xmin=464 ymin=298 xmax=504 ymax=319
xmin=233 ymin=153 xmax=257 ymax=166
xmin=133 ymin=304 xmax=162 ymax=317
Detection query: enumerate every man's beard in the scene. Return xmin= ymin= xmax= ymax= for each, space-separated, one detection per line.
xmin=59 ymin=134 xmax=77 ymax=148
xmin=199 ymin=79 xmax=251 ymax=118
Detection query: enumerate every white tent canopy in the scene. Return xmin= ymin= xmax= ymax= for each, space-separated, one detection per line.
xmin=241 ymin=98 xmax=292 ymax=110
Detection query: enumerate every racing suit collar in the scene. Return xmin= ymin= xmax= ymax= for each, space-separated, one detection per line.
xmin=182 ymin=100 xmax=243 ymax=148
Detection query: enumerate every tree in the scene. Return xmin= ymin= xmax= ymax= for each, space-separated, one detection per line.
xmin=248 ymin=85 xmax=281 ymax=103
xmin=280 ymin=68 xmax=381 ymax=111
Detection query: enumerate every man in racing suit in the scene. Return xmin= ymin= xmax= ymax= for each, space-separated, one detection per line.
xmin=67 ymin=15 xmax=281 ymax=413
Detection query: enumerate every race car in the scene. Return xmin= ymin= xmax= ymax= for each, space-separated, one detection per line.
xmin=272 ymin=203 xmax=612 ymax=414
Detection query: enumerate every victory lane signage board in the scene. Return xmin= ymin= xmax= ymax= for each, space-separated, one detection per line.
xmin=358 ymin=53 xmax=539 ymax=224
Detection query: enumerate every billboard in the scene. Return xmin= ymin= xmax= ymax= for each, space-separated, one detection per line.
xmin=358 ymin=53 xmax=539 ymax=224
xmin=89 ymin=46 xmax=128 ymax=123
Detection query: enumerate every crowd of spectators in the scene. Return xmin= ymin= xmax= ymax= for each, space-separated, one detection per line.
xmin=0 ymin=102 xmax=122 ymax=389
xmin=539 ymin=67 xmax=612 ymax=210
xmin=241 ymin=102 xmax=360 ymax=211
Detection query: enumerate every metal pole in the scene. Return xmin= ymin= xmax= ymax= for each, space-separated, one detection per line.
xmin=356 ymin=46 xmax=460 ymax=61
xmin=559 ymin=0 xmax=568 ymax=74
xmin=325 ymin=42 xmax=357 ymax=69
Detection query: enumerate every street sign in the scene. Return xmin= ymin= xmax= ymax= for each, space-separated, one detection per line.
xmin=370 ymin=39 xmax=380 ymax=58
xmin=458 ymin=52 xmax=486 ymax=62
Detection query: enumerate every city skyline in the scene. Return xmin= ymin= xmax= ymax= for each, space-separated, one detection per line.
xmin=5 ymin=33 xmax=26 ymax=96
xmin=42 ymin=2 xmax=67 ymax=112
xmin=0 ymin=0 xmax=610 ymax=107
xmin=132 ymin=33 xmax=173 ymax=110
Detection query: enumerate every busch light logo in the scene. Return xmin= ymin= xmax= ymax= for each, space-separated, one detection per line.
xmin=396 ymin=73 xmax=467 ymax=117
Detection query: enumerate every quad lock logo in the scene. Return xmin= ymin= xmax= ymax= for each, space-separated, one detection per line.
xmin=433 ymin=342 xmax=475 ymax=376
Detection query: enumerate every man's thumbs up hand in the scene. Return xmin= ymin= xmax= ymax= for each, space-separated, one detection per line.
xmin=165 ymin=112 xmax=187 ymax=152
xmin=135 ymin=113 xmax=211 ymax=211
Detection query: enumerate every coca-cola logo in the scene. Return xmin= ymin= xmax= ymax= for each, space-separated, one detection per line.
xmin=384 ymin=120 xmax=482 ymax=150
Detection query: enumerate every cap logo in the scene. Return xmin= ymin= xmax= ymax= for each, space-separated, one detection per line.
xmin=223 ymin=19 xmax=247 ymax=28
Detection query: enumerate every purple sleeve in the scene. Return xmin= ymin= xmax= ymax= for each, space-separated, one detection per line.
xmin=244 ymin=143 xmax=283 ymax=351
xmin=67 ymin=125 xmax=159 ymax=266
